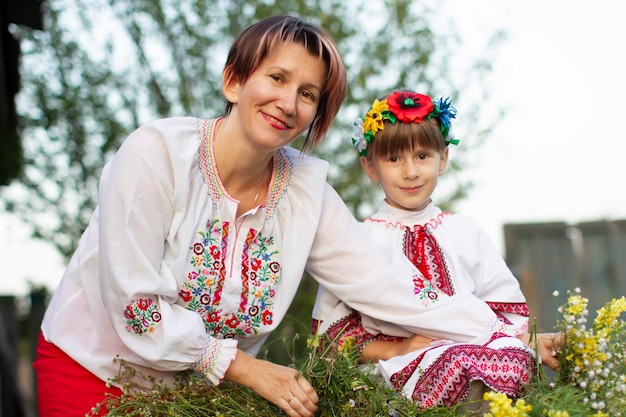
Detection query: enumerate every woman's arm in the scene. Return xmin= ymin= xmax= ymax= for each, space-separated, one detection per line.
xmin=307 ymin=185 xmax=500 ymax=341
xmin=224 ymin=350 xmax=318 ymax=417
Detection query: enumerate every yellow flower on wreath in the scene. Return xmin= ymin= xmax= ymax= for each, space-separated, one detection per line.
xmin=362 ymin=98 xmax=389 ymax=136
xmin=338 ymin=335 xmax=356 ymax=358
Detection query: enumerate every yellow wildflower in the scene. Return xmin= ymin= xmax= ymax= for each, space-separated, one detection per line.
xmin=306 ymin=335 xmax=320 ymax=349
xmin=564 ymin=294 xmax=588 ymax=316
xmin=483 ymin=391 xmax=531 ymax=417
xmin=595 ymin=296 xmax=626 ymax=331
xmin=338 ymin=336 xmax=356 ymax=358
xmin=547 ymin=410 xmax=569 ymax=417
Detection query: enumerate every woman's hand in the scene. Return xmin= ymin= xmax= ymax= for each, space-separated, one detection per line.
xmin=517 ymin=332 xmax=564 ymax=371
xmin=225 ymin=350 xmax=318 ymax=416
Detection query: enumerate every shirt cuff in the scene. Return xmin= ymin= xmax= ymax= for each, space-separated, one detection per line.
xmin=192 ymin=336 xmax=238 ymax=385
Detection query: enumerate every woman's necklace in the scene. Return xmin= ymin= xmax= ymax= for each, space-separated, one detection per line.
xmin=252 ymin=164 xmax=270 ymax=207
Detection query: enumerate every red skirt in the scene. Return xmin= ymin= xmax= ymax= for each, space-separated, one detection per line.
xmin=33 ymin=332 xmax=123 ymax=416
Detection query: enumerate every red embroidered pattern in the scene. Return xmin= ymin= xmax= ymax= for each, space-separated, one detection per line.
xmin=364 ymin=211 xmax=449 ymax=230
xmin=404 ymin=224 xmax=454 ymax=296
xmin=315 ymin=311 xmax=375 ymax=352
xmin=314 ymin=311 xmax=405 ymax=353
xmin=123 ymin=297 xmax=162 ymax=335
xmin=181 ymin=219 xmax=281 ymax=338
xmin=198 ymin=119 xmax=222 ymax=201
xmin=263 ymin=147 xmax=291 ymax=218
xmin=240 ymin=229 xmax=255 ymax=312
xmin=212 ymin=220 xmax=228 ymax=305
xmin=487 ymin=301 xmax=530 ymax=317
xmin=389 ymin=333 xmax=535 ymax=407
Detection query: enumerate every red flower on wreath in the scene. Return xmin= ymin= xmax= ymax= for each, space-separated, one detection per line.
xmin=387 ymin=91 xmax=434 ymax=124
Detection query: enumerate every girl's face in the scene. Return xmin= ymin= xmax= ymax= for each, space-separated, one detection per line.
xmin=222 ymin=42 xmax=327 ymax=153
xmin=361 ymin=146 xmax=448 ymax=212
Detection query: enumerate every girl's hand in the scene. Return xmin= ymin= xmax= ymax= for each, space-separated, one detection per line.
xmin=517 ymin=332 xmax=564 ymax=371
xmin=225 ymin=350 xmax=318 ymax=417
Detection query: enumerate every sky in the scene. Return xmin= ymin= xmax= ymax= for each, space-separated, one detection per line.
xmin=2 ymin=0 xmax=626 ymax=296
xmin=448 ymin=0 xmax=626 ymax=247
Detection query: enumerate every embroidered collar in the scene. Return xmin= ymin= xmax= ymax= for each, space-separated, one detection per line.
xmin=198 ymin=118 xmax=291 ymax=218
xmin=366 ymin=200 xmax=448 ymax=230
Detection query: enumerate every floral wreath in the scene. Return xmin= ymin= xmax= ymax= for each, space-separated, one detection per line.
xmin=351 ymin=91 xmax=459 ymax=156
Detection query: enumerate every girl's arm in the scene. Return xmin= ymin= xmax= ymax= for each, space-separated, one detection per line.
xmin=360 ymin=334 xmax=435 ymax=362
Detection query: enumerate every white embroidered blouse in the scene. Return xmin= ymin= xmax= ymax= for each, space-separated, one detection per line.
xmin=41 ymin=117 xmax=501 ymax=388
xmin=313 ymin=200 xmax=529 ymax=344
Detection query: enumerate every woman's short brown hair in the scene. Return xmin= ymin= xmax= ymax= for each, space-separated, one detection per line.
xmin=223 ymin=15 xmax=348 ymax=151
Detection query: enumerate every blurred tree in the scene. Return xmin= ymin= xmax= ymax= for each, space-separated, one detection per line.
xmin=0 ymin=0 xmax=45 ymax=186
xmin=2 ymin=0 xmax=505 ymax=363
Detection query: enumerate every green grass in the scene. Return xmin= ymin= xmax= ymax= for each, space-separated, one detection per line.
xmin=92 ymin=337 xmax=591 ymax=417
xmin=95 ymin=290 xmax=626 ymax=417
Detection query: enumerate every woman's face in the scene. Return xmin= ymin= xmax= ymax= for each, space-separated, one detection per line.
xmin=223 ymin=42 xmax=328 ymax=153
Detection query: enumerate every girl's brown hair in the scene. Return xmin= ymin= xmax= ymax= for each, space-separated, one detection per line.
xmin=223 ymin=15 xmax=347 ymax=152
xmin=365 ymin=115 xmax=447 ymax=160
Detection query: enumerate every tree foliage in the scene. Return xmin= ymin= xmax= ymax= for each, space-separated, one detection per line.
xmin=3 ymin=0 xmax=505 ymax=362
xmin=5 ymin=0 xmax=504 ymax=258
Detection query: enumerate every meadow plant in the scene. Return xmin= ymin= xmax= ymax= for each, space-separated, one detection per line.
xmin=91 ymin=288 xmax=626 ymax=416
xmin=482 ymin=391 xmax=531 ymax=417
xmin=554 ymin=288 xmax=626 ymax=416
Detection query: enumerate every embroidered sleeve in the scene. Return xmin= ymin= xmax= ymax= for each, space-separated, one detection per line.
xmin=314 ymin=312 xmax=407 ymax=357
xmin=123 ymin=297 xmax=162 ymax=334
xmin=316 ymin=310 xmax=376 ymax=354
xmin=192 ymin=336 xmax=238 ymax=385
xmin=374 ymin=333 xmax=406 ymax=344
xmin=97 ymin=120 xmax=216 ymax=370
xmin=489 ymin=305 xmax=530 ymax=336
xmin=487 ymin=301 xmax=530 ymax=318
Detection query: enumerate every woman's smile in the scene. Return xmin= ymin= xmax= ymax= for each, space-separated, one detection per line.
xmin=261 ymin=111 xmax=290 ymax=131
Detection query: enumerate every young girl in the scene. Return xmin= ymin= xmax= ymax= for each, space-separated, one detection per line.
xmin=312 ymin=90 xmax=562 ymax=410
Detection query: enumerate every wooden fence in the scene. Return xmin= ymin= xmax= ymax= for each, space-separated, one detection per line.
xmin=504 ymin=219 xmax=626 ymax=332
